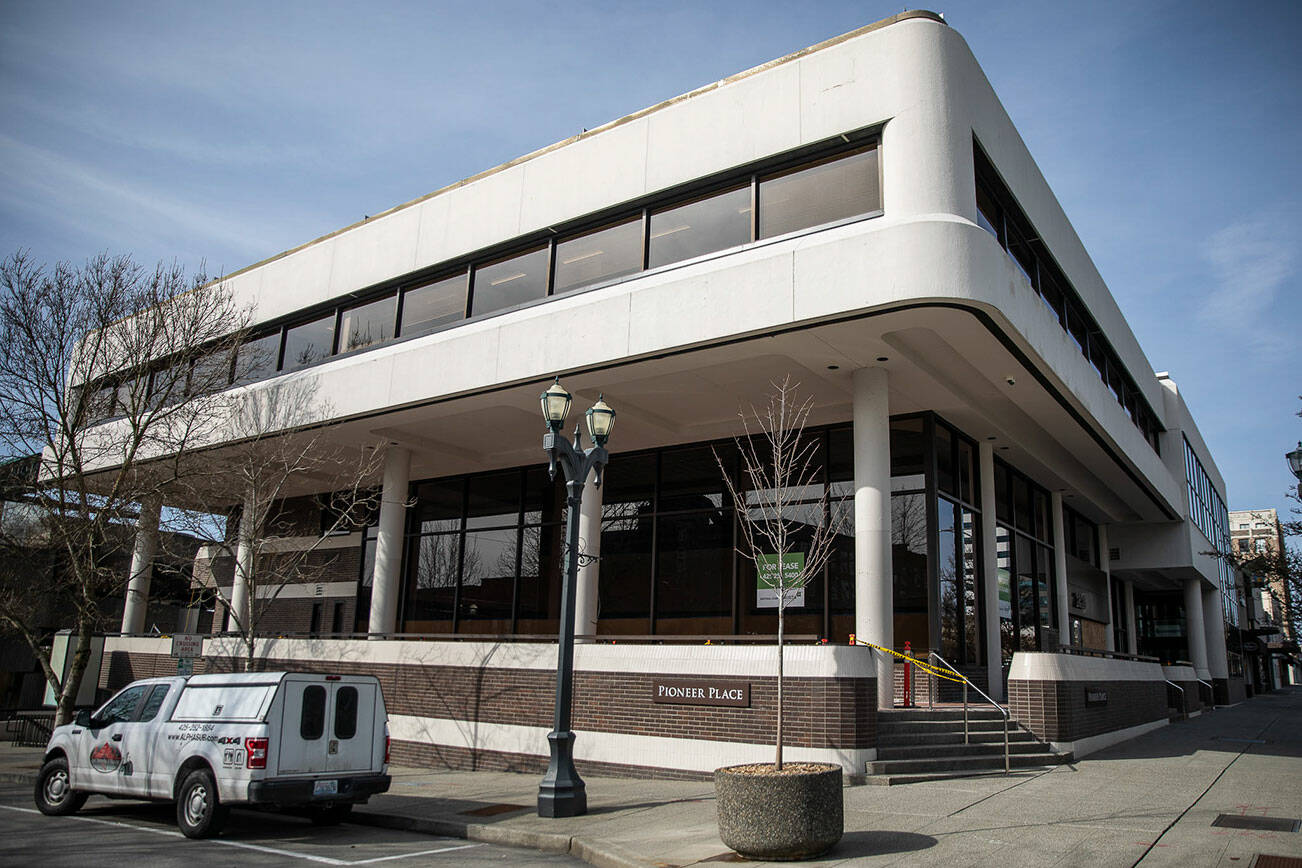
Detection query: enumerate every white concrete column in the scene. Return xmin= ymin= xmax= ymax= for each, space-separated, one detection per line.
xmin=1203 ymin=585 xmax=1229 ymax=683
xmin=1050 ymin=492 xmax=1070 ymax=646
xmin=1100 ymin=524 xmax=1115 ymax=653
xmin=575 ymin=469 xmax=603 ymax=643
xmin=1183 ymin=578 xmax=1211 ymax=679
xmin=120 ymin=495 xmax=162 ymax=635
xmin=852 ymin=367 xmax=893 ymax=710
xmin=978 ymin=442 xmax=1003 ymax=701
xmin=369 ymin=447 xmax=411 ymax=637
xmin=1123 ymin=580 xmax=1138 ymax=655
xmin=229 ymin=487 xmax=256 ymax=634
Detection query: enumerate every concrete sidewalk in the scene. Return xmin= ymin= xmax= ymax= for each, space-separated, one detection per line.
xmin=4 ymin=688 xmax=1301 ymax=866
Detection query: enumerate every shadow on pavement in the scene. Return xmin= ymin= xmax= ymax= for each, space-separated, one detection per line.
xmin=1082 ymin=688 xmax=1301 ymax=763
xmin=831 ymin=830 xmax=937 ymax=858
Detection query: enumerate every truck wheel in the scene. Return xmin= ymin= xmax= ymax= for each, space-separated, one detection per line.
xmin=176 ymin=768 xmax=230 ymax=839
xmin=34 ymin=757 xmax=87 ymax=816
xmin=309 ymin=804 xmax=353 ymax=826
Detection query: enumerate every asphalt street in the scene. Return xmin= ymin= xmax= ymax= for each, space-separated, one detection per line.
xmin=0 ymin=782 xmax=582 ymax=867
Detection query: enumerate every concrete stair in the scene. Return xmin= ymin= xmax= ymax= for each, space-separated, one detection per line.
xmin=866 ymin=708 xmax=1073 ymax=785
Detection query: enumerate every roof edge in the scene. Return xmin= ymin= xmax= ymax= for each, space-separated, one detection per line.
xmin=213 ymin=10 xmax=947 ymax=287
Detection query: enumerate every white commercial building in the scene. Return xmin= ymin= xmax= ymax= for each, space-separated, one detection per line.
xmin=97 ymin=12 xmax=1248 ymax=776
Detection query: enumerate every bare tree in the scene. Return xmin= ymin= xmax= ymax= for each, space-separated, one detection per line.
xmin=0 ymin=251 xmax=246 ymax=723
xmin=165 ymin=381 xmax=384 ymax=671
xmin=716 ymin=377 xmax=846 ymax=769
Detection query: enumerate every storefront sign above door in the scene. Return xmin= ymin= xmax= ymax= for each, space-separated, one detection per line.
xmin=652 ymin=678 xmax=751 ymax=707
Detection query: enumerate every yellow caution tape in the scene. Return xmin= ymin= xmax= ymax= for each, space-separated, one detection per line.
xmin=850 ymin=638 xmax=967 ymax=684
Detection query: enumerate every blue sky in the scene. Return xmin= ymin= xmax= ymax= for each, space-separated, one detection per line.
xmin=2 ymin=0 xmax=1299 ymax=531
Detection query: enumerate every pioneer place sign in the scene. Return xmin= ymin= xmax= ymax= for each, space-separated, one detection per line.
xmin=652 ymin=678 xmax=751 ymax=708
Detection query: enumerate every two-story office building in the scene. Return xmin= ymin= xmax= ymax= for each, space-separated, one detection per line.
xmin=97 ymin=11 xmax=1247 ymax=777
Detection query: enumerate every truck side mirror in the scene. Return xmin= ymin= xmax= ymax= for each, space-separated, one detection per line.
xmin=74 ymin=709 xmax=92 ymax=728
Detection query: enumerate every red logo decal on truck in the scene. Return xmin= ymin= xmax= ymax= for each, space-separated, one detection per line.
xmin=89 ymin=742 xmax=122 ymax=773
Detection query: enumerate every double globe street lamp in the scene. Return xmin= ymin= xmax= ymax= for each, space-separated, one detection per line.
xmin=536 ymin=378 xmax=615 ymax=818
xmin=1287 ymin=441 xmax=1302 ymax=499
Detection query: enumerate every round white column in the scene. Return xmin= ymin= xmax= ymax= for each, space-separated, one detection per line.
xmin=1100 ymin=524 xmax=1115 ymax=653
xmin=229 ymin=487 xmax=256 ymax=634
xmin=1124 ymin=580 xmax=1138 ymax=655
xmin=1050 ymin=492 xmax=1070 ymax=646
xmin=574 ymin=469 xmax=603 ymax=643
xmin=852 ymin=367 xmax=893 ymax=710
xmin=1184 ymin=578 xmax=1211 ymax=679
xmin=1203 ymin=584 xmax=1229 ymax=684
xmin=978 ymin=442 xmax=1003 ymax=701
xmin=120 ymin=495 xmax=162 ymax=634
xmin=369 ymin=446 xmax=411 ymax=637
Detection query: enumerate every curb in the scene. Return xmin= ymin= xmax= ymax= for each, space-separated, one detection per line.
xmin=0 ymin=772 xmax=38 ymax=786
xmin=350 ymin=808 xmax=659 ymax=868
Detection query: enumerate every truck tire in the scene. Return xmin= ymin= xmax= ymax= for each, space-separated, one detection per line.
xmin=309 ymin=803 xmax=353 ymax=826
xmin=176 ymin=768 xmax=230 ymax=839
xmin=34 ymin=757 xmax=88 ymax=816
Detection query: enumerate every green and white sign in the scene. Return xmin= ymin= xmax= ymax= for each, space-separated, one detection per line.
xmin=757 ymin=552 xmax=805 ymax=608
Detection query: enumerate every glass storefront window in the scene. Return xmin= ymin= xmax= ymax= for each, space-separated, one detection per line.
xmin=458 ymin=528 xmax=518 ymax=627
xmin=401 ymin=273 xmax=466 ymax=337
xmin=648 ymin=186 xmax=752 ymax=269
xmin=655 ymin=510 xmax=732 ymax=619
xmin=465 ymin=472 xmax=521 ymax=529
xmin=758 ymin=147 xmax=879 ymax=239
xmin=553 ymin=218 xmax=643 ymax=294
xmin=659 ymin=445 xmax=729 ymax=512
xmin=517 ymin=524 xmax=561 ymax=630
xmin=471 ymin=246 xmax=549 ymax=316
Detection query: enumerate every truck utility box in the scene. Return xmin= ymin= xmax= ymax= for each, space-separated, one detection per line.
xmin=35 ymin=671 xmax=391 ymax=838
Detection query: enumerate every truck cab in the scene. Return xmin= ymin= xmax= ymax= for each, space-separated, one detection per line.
xmin=35 ymin=671 xmax=390 ymax=838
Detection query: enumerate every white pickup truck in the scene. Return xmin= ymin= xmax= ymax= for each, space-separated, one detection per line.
xmin=34 ymin=671 xmax=391 ymax=838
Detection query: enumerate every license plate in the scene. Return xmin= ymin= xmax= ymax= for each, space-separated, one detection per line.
xmin=313 ymin=779 xmax=338 ymax=797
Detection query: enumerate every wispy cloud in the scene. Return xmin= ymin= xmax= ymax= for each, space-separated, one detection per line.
xmin=1198 ymin=216 xmax=1298 ymax=354
xmin=0 ymin=133 xmax=279 ymax=263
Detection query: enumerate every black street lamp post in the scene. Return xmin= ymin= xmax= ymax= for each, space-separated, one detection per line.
xmin=536 ymin=378 xmax=615 ymax=819
xmin=1287 ymin=441 xmax=1302 ymax=499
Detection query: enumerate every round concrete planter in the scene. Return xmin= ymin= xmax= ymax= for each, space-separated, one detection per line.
xmin=714 ymin=763 xmax=843 ymax=861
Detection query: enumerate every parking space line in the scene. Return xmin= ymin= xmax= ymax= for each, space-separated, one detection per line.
xmin=0 ymin=804 xmax=482 ymax=865
xmin=346 ymin=845 xmax=481 ymax=865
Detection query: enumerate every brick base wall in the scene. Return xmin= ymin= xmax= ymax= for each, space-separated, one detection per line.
xmin=389 ymin=739 xmax=714 ymax=782
xmin=99 ymin=642 xmax=875 ymax=777
xmin=1008 ymin=678 xmax=1167 ymax=743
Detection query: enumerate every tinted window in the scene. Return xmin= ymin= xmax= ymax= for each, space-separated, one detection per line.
xmin=334 ymin=686 xmax=358 ymax=740
xmin=401 ymin=273 xmax=466 ymax=337
xmin=138 ymin=685 xmax=170 ymax=722
xmin=235 ymin=332 xmax=282 ymax=384
xmin=300 ymin=685 xmax=326 ymax=740
xmin=466 ymin=472 xmax=521 ymax=529
xmin=96 ymin=685 xmax=148 ymax=725
xmin=282 ymin=315 xmax=335 ymax=372
xmin=338 ymin=295 xmax=396 ymax=353
xmin=471 ymin=246 xmax=549 ymax=316
xmin=190 ymin=349 xmax=235 ymax=395
xmin=758 ymin=147 xmax=879 ymax=238
xmin=648 ymin=186 xmax=752 ymax=268
xmin=553 ymin=218 xmax=643 ymax=294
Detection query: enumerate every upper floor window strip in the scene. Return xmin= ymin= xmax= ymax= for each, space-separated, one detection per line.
xmin=79 ymin=138 xmax=881 ymax=419
xmin=973 ymin=140 xmax=1163 ymax=456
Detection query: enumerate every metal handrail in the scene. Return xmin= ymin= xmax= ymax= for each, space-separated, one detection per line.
xmin=1164 ymin=680 xmax=1185 ymax=715
xmin=1195 ymin=678 xmax=1214 ymax=707
xmin=928 ymin=651 xmax=1011 ymax=774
